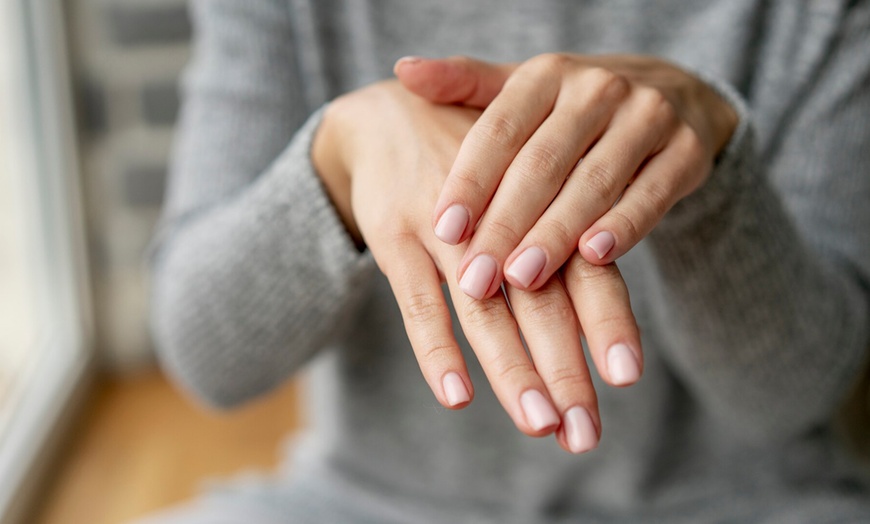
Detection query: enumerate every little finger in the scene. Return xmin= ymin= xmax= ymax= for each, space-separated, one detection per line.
xmin=563 ymin=253 xmax=643 ymax=387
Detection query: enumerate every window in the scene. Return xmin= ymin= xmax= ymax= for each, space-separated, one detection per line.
xmin=0 ymin=1 xmax=92 ymax=522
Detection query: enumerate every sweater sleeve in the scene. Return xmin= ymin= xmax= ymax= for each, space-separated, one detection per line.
xmin=149 ymin=0 xmax=375 ymax=408
xmin=645 ymin=4 xmax=870 ymax=442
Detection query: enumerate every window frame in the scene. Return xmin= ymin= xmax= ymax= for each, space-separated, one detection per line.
xmin=0 ymin=1 xmax=93 ymax=522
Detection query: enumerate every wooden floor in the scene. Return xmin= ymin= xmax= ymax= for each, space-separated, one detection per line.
xmin=34 ymin=368 xmax=303 ymax=524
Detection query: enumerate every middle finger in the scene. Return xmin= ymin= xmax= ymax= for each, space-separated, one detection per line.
xmin=507 ymin=277 xmax=601 ymax=454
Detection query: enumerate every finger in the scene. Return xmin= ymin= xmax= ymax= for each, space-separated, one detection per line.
xmin=563 ymin=254 xmax=642 ymax=388
xmin=442 ymin=253 xmax=561 ymax=436
xmin=458 ymin=69 xmax=629 ymax=297
xmin=506 ymin=278 xmax=601 ymax=454
xmin=394 ymin=55 xmax=516 ymax=107
xmin=500 ymin=85 xmax=679 ymax=291
xmin=579 ymin=125 xmax=710 ymax=264
xmin=432 ymin=55 xmax=565 ymax=249
xmin=381 ymin=238 xmax=473 ymax=409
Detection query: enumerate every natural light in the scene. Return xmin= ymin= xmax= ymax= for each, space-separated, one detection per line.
xmin=0 ymin=2 xmax=91 ymax=522
xmin=0 ymin=48 xmax=39 ymax=441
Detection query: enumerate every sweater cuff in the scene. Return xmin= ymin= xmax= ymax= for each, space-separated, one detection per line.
xmin=276 ymin=105 xmax=375 ymax=277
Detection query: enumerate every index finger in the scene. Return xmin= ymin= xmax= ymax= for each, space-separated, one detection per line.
xmin=380 ymin=237 xmax=474 ymax=408
xmin=431 ymin=56 xmax=562 ymax=246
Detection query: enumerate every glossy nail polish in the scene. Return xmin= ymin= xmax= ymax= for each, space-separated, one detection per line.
xmin=443 ymin=372 xmax=471 ymax=406
xmin=434 ymin=204 xmax=469 ymax=244
xmin=586 ymin=231 xmax=615 ymax=259
xmin=459 ymin=255 xmax=498 ymax=299
xmin=505 ymin=247 xmax=547 ymax=288
xmin=520 ymin=390 xmax=560 ymax=431
xmin=564 ymin=406 xmax=598 ymax=454
xmin=607 ymin=343 xmax=641 ymax=386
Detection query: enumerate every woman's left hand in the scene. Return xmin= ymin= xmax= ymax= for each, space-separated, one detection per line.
xmin=395 ymin=54 xmax=738 ymax=299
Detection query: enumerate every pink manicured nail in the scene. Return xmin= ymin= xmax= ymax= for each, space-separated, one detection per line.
xmin=442 ymin=372 xmax=470 ymax=406
xmin=520 ymin=390 xmax=560 ymax=431
xmin=434 ymin=204 xmax=469 ymax=245
xmin=505 ymin=247 xmax=547 ymax=288
xmin=586 ymin=231 xmax=615 ymax=259
xmin=607 ymin=343 xmax=641 ymax=386
xmin=564 ymin=406 xmax=598 ymax=454
xmin=459 ymin=255 xmax=498 ymax=299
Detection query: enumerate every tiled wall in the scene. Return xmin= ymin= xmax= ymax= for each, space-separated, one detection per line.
xmin=67 ymin=0 xmax=191 ymax=369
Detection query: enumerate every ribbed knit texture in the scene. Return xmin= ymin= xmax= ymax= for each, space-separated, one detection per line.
xmin=146 ymin=1 xmax=870 ymax=522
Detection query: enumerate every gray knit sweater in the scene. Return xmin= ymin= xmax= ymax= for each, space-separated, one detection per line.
xmin=149 ymin=1 xmax=870 ymax=522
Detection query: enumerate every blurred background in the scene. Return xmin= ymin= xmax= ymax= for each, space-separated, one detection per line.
xmin=0 ymin=1 xmax=302 ymax=523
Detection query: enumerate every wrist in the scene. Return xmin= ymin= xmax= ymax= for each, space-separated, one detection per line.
xmin=312 ymin=102 xmax=362 ymax=245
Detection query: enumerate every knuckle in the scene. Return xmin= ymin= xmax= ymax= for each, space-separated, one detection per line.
xmin=608 ymin=209 xmax=642 ymax=243
xmin=482 ymin=216 xmax=524 ymax=247
xmin=449 ymin=167 xmax=489 ymax=201
xmin=404 ymin=291 xmax=444 ymax=325
xmin=492 ymin=358 xmax=534 ymax=384
xmin=585 ymin=67 xmax=630 ymax=100
xmin=543 ymin=365 xmax=587 ymax=392
xmin=518 ymin=288 xmax=576 ymax=326
xmin=636 ymin=88 xmax=673 ymax=126
xmin=640 ymin=179 xmax=676 ymax=220
xmin=516 ymin=144 xmax=568 ymax=186
xmin=636 ymin=86 xmax=668 ymax=111
xmin=475 ymin=112 xmax=524 ymax=151
xmin=375 ymin=230 xmax=416 ymax=274
xmin=528 ymin=52 xmax=570 ymax=75
xmin=462 ymin=297 xmax=509 ymax=330
xmin=579 ymin=159 xmax=620 ymax=202
xmin=595 ymin=309 xmax=633 ymax=332
xmin=566 ymin=255 xmax=620 ymax=284
xmin=538 ymin=219 xmax=575 ymax=249
xmin=417 ymin=341 xmax=457 ymax=367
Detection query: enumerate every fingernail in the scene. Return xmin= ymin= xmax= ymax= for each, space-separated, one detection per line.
xmin=520 ymin=390 xmax=560 ymax=431
xmin=459 ymin=255 xmax=498 ymax=299
xmin=564 ymin=406 xmax=598 ymax=454
xmin=396 ymin=55 xmax=423 ymax=67
xmin=607 ymin=343 xmax=641 ymax=386
xmin=442 ymin=372 xmax=470 ymax=406
xmin=434 ymin=204 xmax=469 ymax=245
xmin=505 ymin=247 xmax=547 ymax=288
xmin=586 ymin=231 xmax=615 ymax=259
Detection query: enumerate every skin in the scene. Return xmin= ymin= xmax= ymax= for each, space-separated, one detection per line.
xmin=311 ymin=81 xmax=643 ymax=454
xmin=394 ymin=54 xmax=739 ymax=298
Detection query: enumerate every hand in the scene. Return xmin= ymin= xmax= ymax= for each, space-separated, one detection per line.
xmin=312 ymin=81 xmax=643 ymax=453
xmin=395 ymin=54 xmax=738 ymax=298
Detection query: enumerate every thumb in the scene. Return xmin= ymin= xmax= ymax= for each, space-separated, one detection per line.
xmin=394 ymin=55 xmax=516 ymax=108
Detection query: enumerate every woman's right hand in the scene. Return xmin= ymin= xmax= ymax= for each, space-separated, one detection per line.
xmin=312 ymin=81 xmax=643 ymax=454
